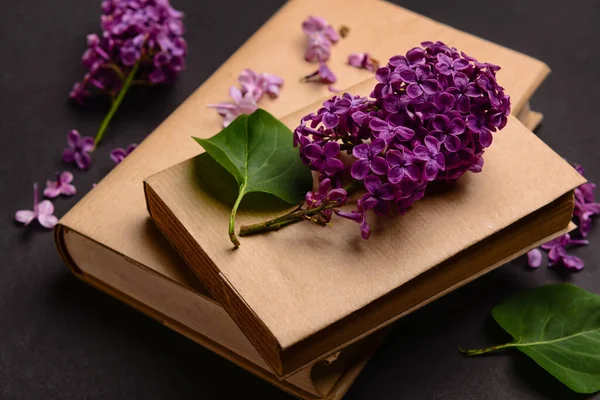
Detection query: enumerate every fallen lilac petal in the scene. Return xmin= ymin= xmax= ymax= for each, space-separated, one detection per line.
xmin=527 ymin=248 xmax=542 ymax=268
xmin=302 ymin=63 xmax=337 ymax=85
xmin=302 ymin=15 xmax=339 ymax=43
xmin=110 ymin=143 xmax=137 ymax=164
xmin=15 ymin=183 xmax=58 ymax=229
xmin=347 ymin=52 xmax=379 ymax=72
xmin=44 ymin=171 xmax=76 ymax=198
xmin=305 ymin=34 xmax=332 ymax=63
xmin=238 ymin=69 xmax=284 ymax=101
xmin=63 ymin=129 xmax=94 ymax=170
xmin=208 ymin=88 xmax=258 ymax=127
xmin=562 ymin=254 xmax=585 ymax=270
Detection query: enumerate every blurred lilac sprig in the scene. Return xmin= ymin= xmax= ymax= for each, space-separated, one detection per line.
xmin=64 ymin=0 xmax=186 ymax=170
xmin=208 ymin=69 xmax=284 ymax=127
xmin=527 ymin=164 xmax=599 ymax=270
xmin=71 ymin=0 xmax=186 ymax=104
xmin=240 ymin=41 xmax=510 ymax=239
xmin=301 ymin=16 xmax=342 ymax=91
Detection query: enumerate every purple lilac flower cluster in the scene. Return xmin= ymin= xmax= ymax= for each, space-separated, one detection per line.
xmin=209 ymin=69 xmax=284 ymax=127
xmin=301 ymin=16 xmax=340 ymax=89
xmin=527 ymin=164 xmax=599 ymax=270
xmin=294 ymin=42 xmax=511 ymax=239
xmin=70 ymin=0 xmax=186 ymax=104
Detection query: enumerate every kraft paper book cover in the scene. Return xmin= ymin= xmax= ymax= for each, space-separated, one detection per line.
xmin=56 ymin=0 xmax=554 ymax=396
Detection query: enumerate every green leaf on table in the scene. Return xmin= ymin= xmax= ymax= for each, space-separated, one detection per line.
xmin=460 ymin=283 xmax=600 ymax=394
xmin=193 ymin=109 xmax=313 ymax=247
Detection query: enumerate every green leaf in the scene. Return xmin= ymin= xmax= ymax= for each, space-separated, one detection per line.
xmin=460 ymin=284 xmax=600 ymax=394
xmin=193 ymin=109 xmax=313 ymax=247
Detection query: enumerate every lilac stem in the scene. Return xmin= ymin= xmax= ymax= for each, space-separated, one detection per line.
xmin=93 ymin=60 xmax=140 ymax=147
xmin=239 ymin=202 xmax=338 ymax=237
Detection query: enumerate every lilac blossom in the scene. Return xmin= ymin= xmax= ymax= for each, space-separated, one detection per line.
xmin=319 ymin=97 xmax=351 ymax=128
xmin=386 ymin=149 xmax=420 ymax=184
xmin=293 ymin=42 xmax=511 ymax=239
xmin=44 ymin=172 xmax=76 ymax=198
xmin=361 ymin=175 xmax=396 ymax=215
xmin=305 ymin=178 xmax=347 ymax=208
xmin=436 ymin=53 xmax=470 ymax=76
xmin=303 ymin=63 xmax=338 ymax=86
xmin=305 ymin=34 xmax=333 ymax=63
xmin=447 ymin=72 xmax=482 ymax=114
xmin=348 ymin=52 xmax=379 ymax=72
xmin=210 ymin=69 xmax=283 ymax=126
xmin=369 ymin=117 xmax=415 ymax=142
xmin=63 ymin=130 xmax=95 ymax=170
xmin=238 ymin=69 xmax=284 ymax=101
xmin=351 ymin=139 xmax=389 ymax=180
xmin=302 ymin=16 xmax=339 ymax=63
xmin=301 ymin=16 xmax=340 ymax=90
xmin=208 ymin=86 xmax=258 ymax=127
xmin=335 ymin=205 xmax=371 ymax=240
xmin=15 ymin=183 xmax=58 ymax=229
xmin=399 ymin=65 xmax=439 ymax=98
xmin=110 ymin=143 xmax=137 ymax=164
xmin=302 ymin=16 xmax=339 ymax=43
xmin=304 ymin=142 xmax=344 ymax=176
xmin=429 ymin=114 xmax=466 ymax=152
xmin=413 ymin=136 xmax=446 ymax=181
xmin=305 ymin=178 xmax=347 ymax=222
xmin=541 ymin=234 xmax=588 ymax=270
xmin=373 ymin=67 xmax=401 ymax=98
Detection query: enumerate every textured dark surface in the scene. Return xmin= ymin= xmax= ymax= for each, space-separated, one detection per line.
xmin=1 ymin=0 xmax=599 ymax=399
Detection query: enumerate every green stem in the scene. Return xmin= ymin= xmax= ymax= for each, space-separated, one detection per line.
xmin=239 ymin=202 xmax=338 ymax=237
xmin=239 ymin=216 xmax=304 ymax=237
xmin=229 ymin=182 xmax=246 ymax=248
xmin=458 ymin=342 xmax=519 ymax=356
xmin=94 ymin=60 xmax=141 ymax=147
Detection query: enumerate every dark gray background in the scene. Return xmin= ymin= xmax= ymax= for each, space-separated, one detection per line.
xmin=1 ymin=0 xmax=599 ymax=399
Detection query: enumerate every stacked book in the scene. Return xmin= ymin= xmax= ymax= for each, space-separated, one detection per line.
xmin=55 ymin=0 xmax=584 ymax=398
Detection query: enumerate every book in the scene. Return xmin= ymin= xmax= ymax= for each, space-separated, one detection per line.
xmin=144 ymin=78 xmax=585 ymax=378
xmin=55 ymin=0 xmax=554 ymax=395
xmin=59 ymin=226 xmax=392 ymax=399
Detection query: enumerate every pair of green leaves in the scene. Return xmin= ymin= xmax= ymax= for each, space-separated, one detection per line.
xmin=462 ymin=283 xmax=600 ymax=394
xmin=193 ymin=109 xmax=313 ymax=247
